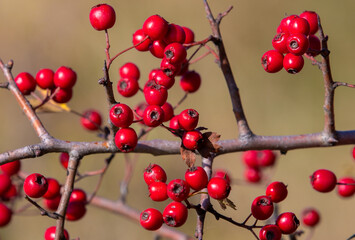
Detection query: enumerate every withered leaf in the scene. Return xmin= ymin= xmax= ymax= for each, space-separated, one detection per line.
xmin=198 ymin=132 xmax=222 ymax=158
xmin=180 ymin=147 xmax=196 ymax=168
xmin=217 ymin=199 xmax=226 ymax=210
xmin=217 ymin=198 xmax=237 ymax=211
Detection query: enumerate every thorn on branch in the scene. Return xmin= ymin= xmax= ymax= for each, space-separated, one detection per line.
xmin=5 ymin=60 xmax=14 ymax=70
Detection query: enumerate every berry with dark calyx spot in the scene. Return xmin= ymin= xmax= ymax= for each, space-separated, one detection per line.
xmin=272 ymin=32 xmax=290 ymax=54
xmin=244 ymin=167 xmax=262 ymax=183
xmin=161 ymin=102 xmax=174 ymax=122
xmin=178 ymin=109 xmax=199 ymax=131
xmin=286 ymin=33 xmax=309 ymax=56
xmin=265 ymin=181 xmax=288 ymax=203
xmin=164 ymin=42 xmax=187 ymax=64
xmin=302 ymin=208 xmax=320 ymax=227
xmin=149 ymin=182 xmax=168 ymax=202
xmin=44 ymin=226 xmax=69 ymax=240
xmin=163 ymin=201 xmax=188 ymax=227
xmin=167 ymin=179 xmax=190 ymax=202
xmin=251 ymin=195 xmax=274 ymax=220
xmin=119 ymin=62 xmax=140 ymax=80
xmin=52 ymin=87 xmax=73 ymax=103
xmin=140 ymin=208 xmax=163 ymax=231
xmin=42 ymin=178 xmax=61 ymax=200
xmin=160 ymin=57 xmax=181 ymax=78
xmin=54 ymin=66 xmax=77 ymax=89
xmin=182 ymin=26 xmax=195 ymax=44
xmin=117 ymin=77 xmax=139 ymax=97
xmin=180 ymin=71 xmax=201 ymax=93
xmin=310 ymin=169 xmax=337 ymax=193
xmin=283 ymin=53 xmax=304 ymax=74
xmin=259 ymin=224 xmax=282 ymax=240
xmin=276 ymin=212 xmax=300 ymax=234
xmin=114 ymin=127 xmax=138 ymax=153
xmin=143 ymin=15 xmax=169 ymax=40
xmin=149 ymin=40 xmax=167 ymax=58
xmin=109 ymin=103 xmax=134 ymax=128
xmin=164 ymin=24 xmax=186 ymax=44
xmin=337 ymin=177 xmax=355 ymax=197
xmin=80 ymin=110 xmax=102 ymax=131
xmin=185 ymin=166 xmax=208 ymax=191
xmin=23 ymin=173 xmax=49 ymax=198
xmin=36 ymin=69 xmax=55 ymax=89
xmin=144 ymin=82 xmax=168 ymax=106
xmin=207 ymin=177 xmax=231 ymax=200
xmin=300 ymin=11 xmax=319 ymax=35
xmin=89 ymin=4 xmax=116 ymax=31
xmin=153 ymin=68 xmax=175 ymax=89
xmin=143 ymin=105 xmax=165 ymax=127
xmin=14 ymin=72 xmax=36 ymax=95
xmin=132 ymin=29 xmax=152 ymax=51
xmin=0 ymin=160 xmax=21 ymax=176
xmin=0 ymin=203 xmax=12 ymax=227
xmin=261 ymin=50 xmax=284 ymax=73
xmin=182 ymin=130 xmax=203 ymax=150
xmin=144 ymin=164 xmax=167 ymax=185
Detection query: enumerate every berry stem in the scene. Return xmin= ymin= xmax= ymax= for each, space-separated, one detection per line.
xmin=24 ymin=195 xmax=61 ymax=219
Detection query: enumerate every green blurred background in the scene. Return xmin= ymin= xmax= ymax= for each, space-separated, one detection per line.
xmin=0 ymin=0 xmax=355 ymax=239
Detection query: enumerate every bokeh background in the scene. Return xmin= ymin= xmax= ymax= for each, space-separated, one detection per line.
xmin=0 ymin=0 xmax=354 ymax=239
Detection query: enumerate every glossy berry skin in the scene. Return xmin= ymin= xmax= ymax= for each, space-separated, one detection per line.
xmin=167 ymin=179 xmax=190 ymax=202
xmin=52 ymin=88 xmax=72 ymax=103
xmin=266 ymin=181 xmax=288 ymax=203
xmin=169 ymin=115 xmax=181 ymax=131
xmin=164 ymin=24 xmax=186 ymax=44
xmin=0 ymin=203 xmax=12 ymax=227
xmin=59 ymin=152 xmax=69 ymax=169
xmin=89 ymin=4 xmax=116 ymax=31
xmin=132 ymin=29 xmax=152 ymax=51
xmin=300 ymin=11 xmax=319 ymax=35
xmin=0 ymin=174 xmax=11 ymax=196
xmin=251 ymin=195 xmax=274 ymax=220
xmin=279 ymin=15 xmax=299 ymax=33
xmin=242 ymin=150 xmax=259 ymax=168
xmin=23 ymin=173 xmax=48 ymax=198
xmin=213 ymin=169 xmax=231 ymax=185
xmin=161 ymin=102 xmax=174 ymax=122
xmin=0 ymin=160 xmax=21 ymax=176
xmin=286 ymin=33 xmax=309 ymax=56
xmin=259 ymin=224 xmax=282 ymax=240
xmin=160 ymin=57 xmax=181 ymax=77
xmin=117 ymin=77 xmax=139 ymax=97
xmin=35 ymin=69 xmax=55 ymax=89
xmin=207 ymin=177 xmax=231 ymax=200
xmin=80 ymin=110 xmax=102 ymax=131
xmin=119 ymin=62 xmax=140 ymax=80
xmin=272 ymin=32 xmax=290 ymax=54
xmin=70 ymin=188 xmax=87 ymax=203
xmin=283 ymin=53 xmax=304 ymax=74
xmin=307 ymin=35 xmax=321 ymax=56
xmin=244 ymin=167 xmax=262 ymax=183
xmin=109 ymin=103 xmax=134 ymax=128
xmin=143 ymin=105 xmax=165 ymax=127
xmin=54 ymin=66 xmax=77 ymax=89
xmin=43 ymin=195 xmax=61 ymax=211
xmin=261 ymin=50 xmax=284 ymax=73
xmin=259 ymin=150 xmax=276 ymax=167
xmin=140 ymin=208 xmax=163 ymax=231
xmin=43 ymin=178 xmax=61 ymax=200
xmin=302 ymin=208 xmax=320 ymax=227
xmin=149 ymin=182 xmax=168 ymax=202
xmin=14 ymin=72 xmax=36 ymax=95
xmin=144 ymin=164 xmax=167 ymax=185
xmin=276 ymin=212 xmax=300 ymax=234
xmin=178 ymin=109 xmax=199 ymax=131
xmin=182 ymin=130 xmax=203 ymax=150
xmin=337 ymin=177 xmax=355 ymax=197
xmin=114 ymin=127 xmax=138 ymax=153
xmin=288 ymin=17 xmax=310 ymax=35
xmin=163 ymin=201 xmax=188 ymax=227
xmin=185 ymin=166 xmax=208 ymax=191
xmin=150 ymin=40 xmax=167 ymax=58
xmin=144 ymin=83 xmax=168 ymax=106
xmin=164 ymin=43 xmax=187 ymax=64
xmin=180 ymin=71 xmax=201 ymax=93
xmin=153 ymin=69 xmax=175 ymax=89
xmin=310 ymin=169 xmax=337 ymax=193
xmin=182 ymin=26 xmax=195 ymax=44
xmin=66 ymin=201 xmax=86 ymax=221
xmin=44 ymin=226 xmax=69 ymax=240
xmin=143 ymin=15 xmax=169 ymax=41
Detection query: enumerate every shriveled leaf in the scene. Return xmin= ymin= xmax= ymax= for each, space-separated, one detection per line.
xmin=217 ymin=199 xmax=226 ymax=210
xmin=198 ymin=132 xmax=222 ymax=158
xmin=225 ymin=198 xmax=237 ymax=210
xmin=180 ymin=147 xmax=196 ymax=168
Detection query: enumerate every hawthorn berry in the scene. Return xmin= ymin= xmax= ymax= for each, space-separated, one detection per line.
xmin=149 ymin=182 xmax=168 ymax=202
xmin=286 ymin=33 xmax=309 ymax=56
xmin=302 ymin=208 xmax=320 ymax=227
xmin=109 ymin=103 xmax=134 ymax=128
xmin=310 ymin=169 xmax=337 ymax=193
xmin=207 ymin=177 xmax=231 ymax=200
xmin=43 ymin=195 xmax=61 ymax=211
xmin=114 ymin=127 xmax=138 ymax=153
xmin=14 ymin=72 xmax=36 ymax=95
xmin=261 ymin=50 xmax=284 ymax=73
xmin=307 ymin=35 xmax=321 ymax=56
xmin=89 ymin=4 xmax=116 ymax=31
xmin=288 ymin=17 xmax=310 ymax=35
xmin=163 ymin=201 xmax=188 ymax=227
xmin=185 ymin=166 xmax=208 ymax=191
xmin=259 ymin=150 xmax=276 ymax=167
xmin=259 ymin=224 xmax=282 ymax=240
xmin=182 ymin=130 xmax=203 ymax=150
xmin=66 ymin=201 xmax=86 ymax=221
xmin=169 ymin=115 xmax=181 ymax=131
xmin=279 ymin=15 xmax=299 ymax=33
xmin=59 ymin=152 xmax=69 ymax=169
xmin=251 ymin=195 xmax=274 ymax=220
xmin=164 ymin=42 xmax=187 ymax=64
xmin=44 ymin=226 xmax=69 ymax=240
xmin=337 ymin=177 xmax=355 ymax=197
xmin=144 ymin=164 xmax=167 ymax=185
xmin=150 ymin=40 xmax=167 ymax=58
xmin=167 ymin=179 xmax=190 ymax=202
xmin=35 ymin=68 xmax=55 ymax=89
xmin=42 ymin=178 xmax=61 ymax=200
xmin=164 ymin=24 xmax=186 ymax=44
xmin=182 ymin=26 xmax=195 ymax=44
xmin=244 ymin=167 xmax=262 ymax=183
xmin=180 ymin=71 xmax=201 ymax=93
xmin=242 ymin=150 xmax=259 ymax=168
xmin=276 ymin=212 xmax=300 ymax=234
xmin=160 ymin=57 xmax=181 ymax=78
xmin=144 ymin=83 xmax=168 ymax=106
xmin=0 ymin=203 xmax=12 ymax=227
xmin=143 ymin=15 xmax=169 ymax=41
xmin=0 ymin=174 xmax=11 ymax=196
xmin=143 ymin=105 xmax=165 ymax=127
xmin=152 ymin=69 xmax=175 ymax=89
xmin=161 ymin=102 xmax=174 ymax=122
xmin=132 ymin=29 xmax=152 ymax=51
xmin=119 ymin=62 xmax=140 ymax=80
xmin=117 ymin=77 xmax=139 ymax=97
xmin=70 ymin=188 xmax=87 ymax=203
xmin=265 ymin=181 xmax=288 ymax=203
xmin=0 ymin=160 xmax=21 ymax=176
xmin=300 ymin=11 xmax=319 ymax=35
xmin=53 ymin=66 xmax=77 ymax=89
xmin=283 ymin=53 xmax=304 ymax=74
xmin=52 ymin=87 xmax=73 ymax=103
xmin=80 ymin=110 xmax=102 ymax=131
xmin=23 ymin=173 xmax=48 ymax=198
xmin=213 ymin=169 xmax=231 ymax=185
xmin=272 ymin=32 xmax=290 ymax=54
xmin=140 ymin=208 xmax=163 ymax=231
xmin=178 ymin=109 xmax=199 ymax=131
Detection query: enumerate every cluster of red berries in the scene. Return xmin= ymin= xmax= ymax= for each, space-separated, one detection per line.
xmin=15 ymin=66 xmax=77 ymax=103
xmin=242 ymin=150 xmax=277 ymax=183
xmin=261 ymin=11 xmax=320 ymax=74
xmin=310 ymin=169 xmax=355 ymax=197
xmin=140 ymin=164 xmax=232 ymax=231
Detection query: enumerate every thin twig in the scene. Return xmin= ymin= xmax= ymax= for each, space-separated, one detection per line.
xmin=25 ymin=195 xmax=61 ymax=219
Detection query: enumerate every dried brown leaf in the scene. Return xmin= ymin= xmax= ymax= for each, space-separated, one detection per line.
xmin=198 ymin=132 xmax=222 ymax=158
xmin=180 ymin=147 xmax=196 ymax=168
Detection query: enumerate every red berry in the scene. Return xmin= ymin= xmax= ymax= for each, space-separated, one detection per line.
xmin=114 ymin=127 xmax=138 ymax=153
xmin=302 ymin=208 xmax=320 ymax=227
xmin=288 ymin=17 xmax=310 ymax=35
xmin=42 ymin=178 xmax=61 ymax=200
xmin=307 ymin=35 xmax=321 ymax=56
xmin=52 ymin=88 xmax=72 ymax=103
xmin=35 ymin=69 xmax=55 ymax=89
xmin=144 ymin=164 xmax=167 ymax=185
xmin=164 ymin=24 xmax=186 ymax=44
xmin=207 ymin=177 xmax=231 ymax=200
xmin=89 ymin=4 xmax=116 ymax=31
xmin=259 ymin=224 xmax=282 ymax=240
xmin=251 ymin=195 xmax=274 ymax=220
xmin=244 ymin=167 xmax=262 ymax=183
xmin=276 ymin=212 xmax=300 ymax=234
xmin=14 ymin=72 xmax=36 ymax=95
xmin=180 ymin=71 xmax=201 ymax=93
xmin=161 ymin=102 xmax=174 ymax=122
xmin=0 ymin=203 xmax=12 ymax=227
xmin=54 ymin=66 xmax=77 ymax=89
xmin=182 ymin=130 xmax=203 ymax=150
xmin=44 ymin=226 xmax=69 ymax=240
xmin=169 ymin=115 xmax=181 ymax=131
xmin=272 ymin=32 xmax=290 ymax=54
xmin=23 ymin=173 xmax=48 ymax=198
xmin=80 ymin=110 xmax=102 ymax=131
xmin=117 ymin=77 xmax=139 ymax=97
xmin=132 ymin=29 xmax=152 ymax=51
xmin=0 ymin=174 xmax=11 ymax=197
xmin=283 ymin=53 xmax=304 ymax=74
xmin=143 ymin=105 xmax=165 ymax=127
xmin=279 ymin=15 xmax=299 ymax=33
xmin=286 ymin=33 xmax=309 ymax=56
xmin=337 ymin=177 xmax=355 ymax=197
xmin=185 ymin=166 xmax=208 ymax=191
xmin=144 ymin=83 xmax=168 ymax=106
xmin=66 ymin=201 xmax=86 ymax=221
xmin=140 ymin=208 xmax=163 ymax=231
xmin=213 ymin=169 xmax=231 ymax=185
xmin=149 ymin=69 xmax=160 ymax=80
xmin=261 ymin=50 xmax=284 ymax=73
xmin=266 ymin=181 xmax=288 ymax=203
xmin=242 ymin=150 xmax=259 ymax=168
xmin=182 ymin=26 xmax=195 ymax=44
xmin=153 ymin=69 xmax=175 ymax=89
xmin=259 ymin=150 xmax=276 ymax=167
xmin=43 ymin=195 xmax=61 ymax=211
xmin=149 ymin=182 xmax=168 ymax=202
xmin=70 ymin=188 xmax=87 ymax=203
xmin=143 ymin=15 xmax=169 ymax=41
xmin=119 ymin=62 xmax=140 ymax=80
xmin=0 ymin=160 xmax=21 ymax=176
xmin=178 ymin=109 xmax=199 ymax=131
xmin=167 ymin=179 xmax=190 ymax=202
xmin=150 ymin=40 xmax=167 ymax=58
xmin=163 ymin=201 xmax=188 ymax=227
xmin=164 ymin=43 xmax=187 ymax=64
xmin=353 ymin=146 xmax=355 ymax=160
xmin=300 ymin=11 xmax=319 ymax=35
xmin=310 ymin=169 xmax=337 ymax=193
xmin=160 ymin=57 xmax=181 ymax=78
xmin=59 ymin=152 xmax=69 ymax=169
xmin=109 ymin=103 xmax=134 ymax=128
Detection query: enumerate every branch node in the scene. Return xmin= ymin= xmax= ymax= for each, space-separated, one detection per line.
xmin=5 ymin=60 xmax=14 ymax=70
